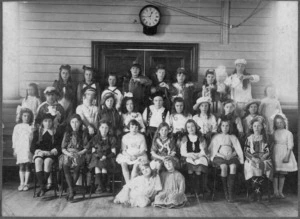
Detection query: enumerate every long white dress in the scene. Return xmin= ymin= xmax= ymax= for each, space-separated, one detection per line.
xmin=114 ymin=174 xmax=162 ymax=207
xmin=272 ymin=129 xmax=297 ymax=172
xmin=12 ymin=123 xmax=33 ymax=164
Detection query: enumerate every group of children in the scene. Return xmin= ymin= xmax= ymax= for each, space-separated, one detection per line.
xmin=12 ymin=59 xmax=297 ymax=207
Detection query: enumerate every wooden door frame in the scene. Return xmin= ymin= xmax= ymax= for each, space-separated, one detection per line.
xmin=91 ymin=41 xmax=199 ymax=81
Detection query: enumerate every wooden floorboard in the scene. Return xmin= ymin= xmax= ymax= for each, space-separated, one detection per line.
xmin=1 ymin=181 xmax=298 ymax=217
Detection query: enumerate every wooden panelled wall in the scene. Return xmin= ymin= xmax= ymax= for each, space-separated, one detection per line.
xmin=19 ymin=0 xmax=273 ymax=98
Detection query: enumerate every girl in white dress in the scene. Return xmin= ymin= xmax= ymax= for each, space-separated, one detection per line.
xmin=259 ymin=84 xmax=283 ymax=135
xmin=193 ymin=96 xmax=217 ymax=144
xmin=116 ymin=120 xmax=148 ymax=183
xmin=121 ymin=92 xmax=145 ymax=133
xmin=114 ymin=162 xmax=162 ymax=207
xmin=12 ymin=108 xmax=34 ymax=191
xmin=16 ymin=83 xmax=41 ymax=123
xmin=272 ymin=113 xmax=297 ymax=199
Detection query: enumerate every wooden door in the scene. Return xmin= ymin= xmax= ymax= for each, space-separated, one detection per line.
xmin=92 ymin=42 xmax=198 ymax=89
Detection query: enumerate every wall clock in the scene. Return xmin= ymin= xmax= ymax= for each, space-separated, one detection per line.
xmin=139 ymin=5 xmax=161 ymax=35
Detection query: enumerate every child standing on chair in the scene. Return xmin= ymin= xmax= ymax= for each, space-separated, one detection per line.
xmin=209 ymin=119 xmax=244 ymax=202
xmin=116 ymin=119 xmax=148 ymax=184
xmin=76 ymin=87 xmax=99 ymax=137
xmin=259 ymin=84 xmax=282 ymax=136
xmin=122 ymin=63 xmax=152 ymax=113
xmin=16 ymin=83 xmax=41 ymax=123
xmin=150 ymin=122 xmax=176 ymax=172
xmin=30 ymin=113 xmax=61 ymax=197
xmin=59 ymin=114 xmax=88 ymax=201
xmin=272 ymin=113 xmax=297 ymax=199
xmin=86 ymin=120 xmax=117 ymax=194
xmin=180 ymin=119 xmax=210 ymax=195
xmin=170 ymin=67 xmax=195 ymax=114
xmin=12 ymin=108 xmax=35 ymax=192
xmin=101 ymin=73 xmax=123 ymax=110
xmin=244 ymin=116 xmax=273 ymax=202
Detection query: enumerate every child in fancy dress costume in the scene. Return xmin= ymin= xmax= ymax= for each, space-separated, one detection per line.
xmin=98 ymin=92 xmax=122 ymax=137
xmin=59 ymin=114 xmax=88 ymax=201
xmin=168 ymin=97 xmax=192 ymax=155
xmin=16 ymin=83 xmax=41 ymax=123
xmin=209 ymin=119 xmax=244 ymax=202
xmin=153 ymin=156 xmax=187 ymax=209
xmin=12 ymin=108 xmax=34 ymax=191
xmin=224 ymin=59 xmax=260 ymax=117
xmin=193 ymin=96 xmax=217 ymax=144
xmin=86 ymin=120 xmax=117 ymax=193
xmin=30 ymin=113 xmax=61 ymax=197
xmin=76 ymin=87 xmax=99 ymax=137
xmin=101 ymin=73 xmax=123 ymax=110
xmin=244 ymin=116 xmax=273 ymax=202
xmin=114 ymin=162 xmax=162 ymax=207
xmin=242 ymin=99 xmax=261 ymax=136
xmin=169 ymin=67 xmax=195 ymax=114
xmin=121 ymin=92 xmax=145 ymax=133
xmin=272 ymin=113 xmax=297 ymax=199
xmin=116 ymin=119 xmax=148 ymax=183
xmin=150 ymin=122 xmax=176 ymax=172
xmin=259 ymin=84 xmax=283 ymax=135
xmin=53 ymin=64 xmax=77 ymax=119
xmin=180 ymin=119 xmax=210 ymax=195
xmin=150 ymin=64 xmax=172 ymax=111
xmin=35 ymin=87 xmax=65 ymax=131
xmin=122 ymin=63 xmax=152 ymax=113
xmin=77 ymin=65 xmax=101 ymax=106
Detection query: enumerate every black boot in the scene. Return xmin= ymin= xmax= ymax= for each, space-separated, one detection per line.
xmin=221 ymin=177 xmax=229 ymax=201
xmin=188 ymin=174 xmax=197 ymax=195
xmin=95 ymin=173 xmax=104 ymax=194
xmin=63 ymin=167 xmax=75 ymax=201
xmin=43 ymin=171 xmax=51 ymax=191
xmin=103 ymin=173 xmax=110 ymax=193
xmin=227 ymin=174 xmax=236 ymax=203
xmin=248 ymin=178 xmax=256 ymax=202
xmin=195 ymin=174 xmax=201 ymax=195
xmin=36 ymin=171 xmax=45 ymax=197
xmin=202 ymin=173 xmax=211 ymax=194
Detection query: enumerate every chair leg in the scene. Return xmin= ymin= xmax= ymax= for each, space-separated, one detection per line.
xmin=52 ymin=167 xmax=57 ymax=198
xmin=33 ymin=172 xmax=36 ymax=198
xmin=82 ymin=170 xmax=85 ymax=199
xmin=89 ymin=170 xmax=94 ymax=199
xmin=112 ymin=173 xmax=115 ymax=196
xmin=59 ymin=169 xmax=64 ymax=198
xmin=212 ymin=168 xmax=217 ymax=201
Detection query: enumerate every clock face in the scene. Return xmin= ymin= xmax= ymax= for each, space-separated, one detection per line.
xmin=140 ymin=6 xmax=161 ymax=27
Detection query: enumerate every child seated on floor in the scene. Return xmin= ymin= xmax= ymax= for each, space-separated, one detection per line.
xmin=113 ymin=162 xmax=162 ymax=208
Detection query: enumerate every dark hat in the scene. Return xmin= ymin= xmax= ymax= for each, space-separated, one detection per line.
xmin=244 ymin=99 xmax=261 ymax=110
xmin=131 ymin=63 xmax=142 ymax=70
xmin=102 ymin=92 xmax=115 ymax=104
xmin=42 ymin=112 xmax=56 ymax=121
xmin=176 ymin=67 xmax=187 ymax=75
xmin=44 ymin=86 xmax=59 ymax=95
xmin=222 ymin=99 xmax=236 ymax=107
xmin=150 ymin=90 xmax=165 ymax=100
